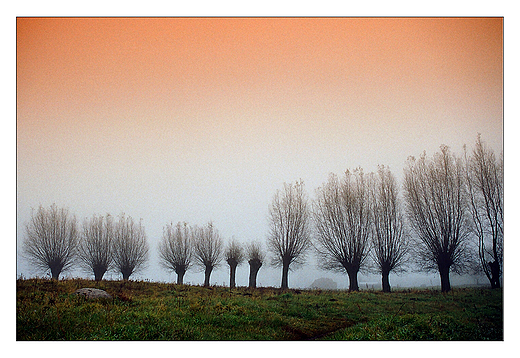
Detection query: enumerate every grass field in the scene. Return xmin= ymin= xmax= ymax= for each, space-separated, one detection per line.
xmin=16 ymin=278 xmax=503 ymax=340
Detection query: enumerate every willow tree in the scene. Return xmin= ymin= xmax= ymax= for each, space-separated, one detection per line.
xmin=465 ymin=135 xmax=503 ymax=288
xmin=267 ymin=181 xmax=312 ymax=289
xmin=112 ymin=214 xmax=149 ymax=280
xmin=225 ymin=239 xmax=244 ymax=288
xmin=158 ymin=222 xmax=193 ymax=285
xmin=245 ymin=241 xmax=265 ymax=288
xmin=370 ymin=166 xmax=409 ymax=292
xmin=78 ymin=214 xmax=114 ymax=281
xmin=313 ymin=169 xmax=372 ymax=292
xmin=23 ymin=204 xmax=78 ymax=279
xmin=193 ymin=222 xmax=223 ymax=287
xmin=404 ymin=145 xmax=472 ymax=292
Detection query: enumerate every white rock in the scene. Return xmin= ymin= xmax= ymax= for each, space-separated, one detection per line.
xmin=73 ymin=288 xmax=112 ymax=299
xmin=310 ymin=277 xmax=338 ymax=290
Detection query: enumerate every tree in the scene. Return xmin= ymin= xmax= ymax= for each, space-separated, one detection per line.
xmin=112 ymin=214 xmax=149 ymax=280
xmin=313 ymin=169 xmax=372 ymax=292
xmin=158 ymin=222 xmax=193 ymax=285
xmin=193 ymin=222 xmax=223 ymax=287
xmin=245 ymin=241 xmax=265 ymax=288
xmin=370 ymin=166 xmax=409 ymax=292
xmin=224 ymin=239 xmax=244 ymax=288
xmin=267 ymin=181 xmax=312 ymax=289
xmin=464 ymin=135 xmax=503 ymax=289
xmin=403 ymin=145 xmax=472 ymax=292
xmin=23 ymin=204 xmax=78 ymax=279
xmin=78 ymin=214 xmax=114 ymax=281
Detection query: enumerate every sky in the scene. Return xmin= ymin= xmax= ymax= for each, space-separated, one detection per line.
xmin=16 ymin=17 xmax=503 ymax=289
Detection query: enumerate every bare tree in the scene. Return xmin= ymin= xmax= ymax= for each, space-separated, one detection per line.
xmin=370 ymin=166 xmax=409 ymax=292
xmin=267 ymin=181 xmax=312 ymax=289
xmin=112 ymin=214 xmax=149 ymax=280
xmin=313 ymin=169 xmax=372 ymax=292
xmin=22 ymin=204 xmax=78 ymax=279
xmin=158 ymin=222 xmax=193 ymax=285
xmin=78 ymin=214 xmax=114 ymax=281
xmin=403 ymin=145 xmax=472 ymax=292
xmin=193 ymin=222 xmax=223 ymax=287
xmin=464 ymin=135 xmax=503 ymax=289
xmin=225 ymin=238 xmax=244 ymax=288
xmin=245 ymin=241 xmax=265 ymax=288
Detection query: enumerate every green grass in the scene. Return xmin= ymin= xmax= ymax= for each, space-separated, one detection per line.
xmin=16 ymin=278 xmax=503 ymax=340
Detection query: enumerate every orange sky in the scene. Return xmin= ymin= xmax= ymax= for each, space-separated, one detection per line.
xmin=17 ymin=17 xmax=502 ymax=127
xmin=17 ymin=17 xmax=503 ymax=284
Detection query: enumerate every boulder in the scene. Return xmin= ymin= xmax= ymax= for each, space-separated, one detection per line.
xmin=310 ymin=277 xmax=338 ymax=290
xmin=73 ymin=288 xmax=112 ymax=299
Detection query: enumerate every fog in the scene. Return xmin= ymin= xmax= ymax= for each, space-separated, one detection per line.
xmin=16 ymin=225 xmax=485 ymax=290
xmin=16 ymin=17 xmax=501 ymax=290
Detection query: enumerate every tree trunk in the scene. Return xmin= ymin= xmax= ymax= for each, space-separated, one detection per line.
xmin=281 ymin=261 xmax=290 ymax=289
xmin=49 ymin=260 xmax=64 ymax=280
xmin=346 ymin=267 xmax=359 ymax=292
xmin=50 ymin=266 xmax=61 ymax=280
xmin=248 ymin=263 xmax=261 ymax=288
xmin=204 ymin=266 xmax=213 ymax=287
xmin=439 ymin=264 xmax=451 ymax=292
xmin=381 ymin=270 xmax=391 ymax=293
xmin=120 ymin=266 xmax=134 ymax=281
xmin=229 ymin=264 xmax=237 ymax=288
xmin=121 ymin=267 xmax=132 ymax=281
xmin=176 ymin=268 xmax=186 ymax=285
xmin=489 ymin=261 xmax=500 ymax=289
xmin=93 ymin=267 xmax=106 ymax=281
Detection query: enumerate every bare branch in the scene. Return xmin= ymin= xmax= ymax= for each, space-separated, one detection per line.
xmin=78 ymin=214 xmax=114 ymax=281
xmin=370 ymin=166 xmax=409 ymax=292
xmin=23 ymin=204 xmax=78 ymax=279
xmin=267 ymin=180 xmax=311 ymax=289
xmin=158 ymin=222 xmax=193 ymax=284
xmin=225 ymin=238 xmax=244 ymax=288
xmin=403 ymin=145 xmax=472 ymax=292
xmin=111 ymin=214 xmax=149 ymax=280
xmin=313 ymin=168 xmax=372 ymax=291
xmin=192 ymin=222 xmax=223 ymax=286
xmin=464 ymin=134 xmax=503 ymax=288
xmin=225 ymin=238 xmax=244 ymax=267
xmin=245 ymin=241 xmax=265 ymax=288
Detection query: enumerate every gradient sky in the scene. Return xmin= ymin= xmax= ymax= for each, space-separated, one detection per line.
xmin=16 ymin=17 xmax=503 ymax=287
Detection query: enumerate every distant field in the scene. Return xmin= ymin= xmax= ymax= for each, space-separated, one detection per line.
xmin=16 ymin=278 xmax=503 ymax=340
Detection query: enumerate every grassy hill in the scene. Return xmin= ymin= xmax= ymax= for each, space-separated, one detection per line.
xmin=16 ymin=278 xmax=502 ymax=340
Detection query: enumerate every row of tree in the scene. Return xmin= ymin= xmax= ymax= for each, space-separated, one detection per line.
xmin=21 ymin=135 xmax=502 ymax=292
xmin=21 ymin=207 xmax=267 ymax=288
xmin=266 ymin=135 xmax=502 ymax=292
xmin=158 ymin=221 xmax=265 ymax=288
xmin=22 ymin=210 xmax=149 ymax=281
